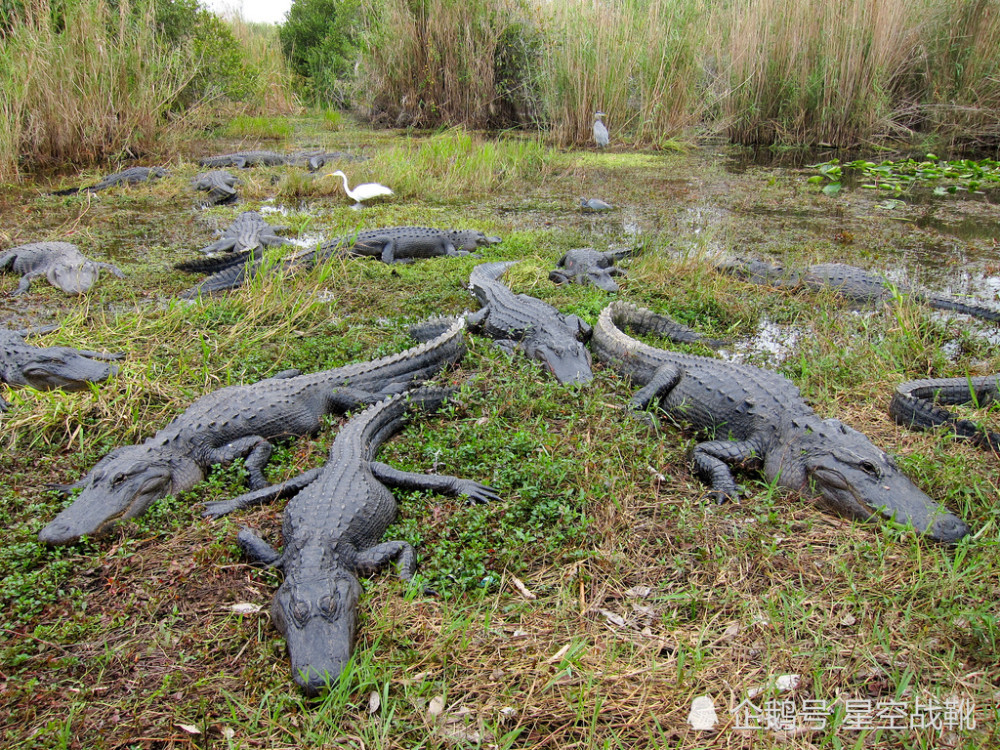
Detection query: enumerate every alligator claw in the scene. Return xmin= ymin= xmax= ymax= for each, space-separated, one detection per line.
xmin=461 ymin=482 xmax=501 ymax=504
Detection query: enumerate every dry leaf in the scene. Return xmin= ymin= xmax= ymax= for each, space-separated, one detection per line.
xmin=546 ymin=643 xmax=571 ymax=664
xmin=598 ymin=609 xmax=627 ymax=628
xmin=177 ymin=724 xmax=201 ymax=735
xmin=369 ymin=691 xmax=381 ymax=714
xmin=625 ymin=585 xmax=652 ymax=599
xmin=427 ymin=695 xmax=445 ymax=720
xmin=226 ymin=603 xmax=262 ymax=615
xmin=509 ymin=575 xmax=537 ymax=600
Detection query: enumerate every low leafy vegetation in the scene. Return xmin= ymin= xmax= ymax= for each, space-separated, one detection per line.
xmin=809 ymin=156 xmax=1000 ymax=197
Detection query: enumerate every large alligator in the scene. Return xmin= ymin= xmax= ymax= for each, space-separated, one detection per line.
xmin=52 ymin=167 xmax=168 ymax=195
xmin=1 ymin=327 xmax=123 ymax=411
xmin=720 ymin=258 xmax=1000 ymax=323
xmin=192 ymin=170 xmax=239 ymax=205
xmin=37 ymin=319 xmax=468 ymax=545
xmin=549 ymin=247 xmax=633 ymax=292
xmin=180 ymin=227 xmax=502 ymax=296
xmin=592 ymin=300 xmax=970 ymax=542
xmin=465 ymin=261 xmax=594 ymax=385
xmin=890 ymin=374 xmax=1000 ymax=452
xmin=1 ymin=242 xmax=124 ymax=295
xmin=189 ymin=211 xmax=289 ymax=257
xmin=203 ymin=387 xmax=498 ymax=696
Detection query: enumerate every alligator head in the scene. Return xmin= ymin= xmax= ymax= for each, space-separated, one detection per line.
xmin=522 ymin=335 xmax=593 ymax=385
xmin=47 ymin=261 xmax=101 ymax=295
xmin=18 ymin=349 xmax=118 ymax=391
xmin=449 ymin=230 xmax=502 ymax=251
xmin=38 ymin=445 xmax=201 ymax=544
xmin=271 ymin=560 xmax=363 ymax=697
xmin=768 ymin=416 xmax=970 ymax=543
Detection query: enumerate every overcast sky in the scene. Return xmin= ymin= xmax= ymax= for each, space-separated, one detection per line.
xmin=202 ymin=0 xmax=293 ymax=25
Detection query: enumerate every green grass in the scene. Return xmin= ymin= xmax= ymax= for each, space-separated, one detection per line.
xmin=0 ymin=112 xmax=998 ymax=749
xmin=220 ymin=115 xmax=296 ymax=140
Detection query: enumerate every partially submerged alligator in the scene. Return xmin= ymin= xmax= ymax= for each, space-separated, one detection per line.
xmin=53 ymin=167 xmax=168 ymax=195
xmin=192 ymin=170 xmax=239 ymax=205
xmin=592 ymin=300 xmax=970 ymax=542
xmin=180 ymin=227 xmax=501 ymax=296
xmin=37 ymin=319 xmax=468 ymax=544
xmin=1 ymin=242 xmax=124 ymax=295
xmin=1 ymin=327 xmax=122 ymax=411
xmin=203 ymin=387 xmax=498 ymax=696
xmin=461 ymin=261 xmax=594 ymax=385
xmin=549 ymin=247 xmax=633 ymax=292
xmin=890 ymin=374 xmax=1000 ymax=452
xmin=721 ymin=258 xmax=1000 ymax=323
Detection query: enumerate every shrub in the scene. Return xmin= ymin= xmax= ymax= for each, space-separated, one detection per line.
xmin=278 ymin=0 xmax=362 ymax=106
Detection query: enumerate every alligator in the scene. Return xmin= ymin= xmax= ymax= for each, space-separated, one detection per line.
xmin=198 ymin=151 xmax=288 ymax=168
xmin=549 ymin=247 xmax=633 ymax=292
xmin=192 ymin=170 xmax=239 ymax=205
xmin=37 ymin=319 xmax=468 ymax=545
xmin=185 ymin=211 xmax=289 ymax=258
xmin=592 ymin=300 xmax=971 ymax=542
xmin=1 ymin=242 xmax=124 ymax=295
xmin=449 ymin=261 xmax=595 ymax=385
xmin=890 ymin=374 xmax=1000 ymax=452
xmin=1 ymin=327 xmax=123 ymax=411
xmin=52 ymin=167 xmax=168 ymax=195
xmin=285 ymin=150 xmax=358 ymax=171
xmin=580 ymin=198 xmax=613 ymax=212
xmin=202 ymin=387 xmax=498 ymax=696
xmin=179 ymin=227 xmax=502 ymax=296
xmin=720 ymin=258 xmax=1000 ymax=323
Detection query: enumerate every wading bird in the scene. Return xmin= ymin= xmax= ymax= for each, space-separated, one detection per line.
xmin=593 ymin=112 xmax=609 ymax=148
xmin=326 ymin=170 xmax=394 ymax=208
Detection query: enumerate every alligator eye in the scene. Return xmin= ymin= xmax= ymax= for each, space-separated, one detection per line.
xmin=111 ymin=473 xmax=127 ymax=488
xmin=291 ymin=598 xmax=310 ymax=625
xmin=318 ymin=594 xmax=339 ymax=619
xmin=858 ymin=460 xmax=881 ymax=477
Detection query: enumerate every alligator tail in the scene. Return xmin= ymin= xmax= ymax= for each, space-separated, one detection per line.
xmin=607 ymin=301 xmax=723 ymax=348
xmin=890 ymin=376 xmax=1000 ymax=452
xmin=175 ymin=250 xmax=253 ymax=273
xmin=181 ymin=261 xmax=256 ymax=298
xmin=926 ymin=295 xmax=1000 ymax=323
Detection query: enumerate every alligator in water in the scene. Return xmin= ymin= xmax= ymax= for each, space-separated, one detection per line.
xmin=180 ymin=227 xmax=502 ymax=296
xmin=549 ymin=247 xmax=633 ymax=292
xmin=890 ymin=374 xmax=1000 ymax=452
xmin=448 ymin=261 xmax=595 ymax=385
xmin=1 ymin=327 xmax=123 ymax=411
xmin=720 ymin=258 xmax=1000 ymax=323
xmin=192 ymin=170 xmax=239 ymax=205
xmin=592 ymin=300 xmax=970 ymax=542
xmin=203 ymin=387 xmax=498 ymax=696
xmin=52 ymin=167 xmax=168 ymax=195
xmin=37 ymin=319 xmax=468 ymax=544
xmin=1 ymin=242 xmax=124 ymax=295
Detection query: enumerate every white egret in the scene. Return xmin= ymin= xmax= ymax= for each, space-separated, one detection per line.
xmin=325 ymin=170 xmax=394 ymax=208
xmin=593 ymin=111 xmax=609 ymax=148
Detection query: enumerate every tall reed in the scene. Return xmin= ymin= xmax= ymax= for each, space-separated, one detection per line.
xmin=539 ymin=0 xmax=708 ymax=147
xmin=0 ymin=0 xmax=196 ymax=178
xmin=357 ymin=0 xmax=536 ymax=128
xmin=226 ymin=17 xmax=301 ymax=115
xmin=713 ymin=0 xmax=921 ymax=147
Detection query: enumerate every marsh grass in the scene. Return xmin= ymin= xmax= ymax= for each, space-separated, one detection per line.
xmin=1 ymin=115 xmax=998 ymax=748
xmin=0 ymin=0 xmax=197 ymax=178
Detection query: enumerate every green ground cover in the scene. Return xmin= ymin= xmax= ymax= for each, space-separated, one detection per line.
xmin=0 ymin=113 xmax=998 ymax=749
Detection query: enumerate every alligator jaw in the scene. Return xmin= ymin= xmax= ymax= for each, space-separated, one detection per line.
xmin=37 ymin=447 xmax=189 ymax=545
xmin=527 ymin=341 xmax=593 ymax=385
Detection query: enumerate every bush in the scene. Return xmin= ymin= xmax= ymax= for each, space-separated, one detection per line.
xmin=278 ymin=0 xmax=362 ymax=106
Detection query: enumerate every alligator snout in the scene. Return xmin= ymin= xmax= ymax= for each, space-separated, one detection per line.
xmin=925 ymin=513 xmax=971 ymax=545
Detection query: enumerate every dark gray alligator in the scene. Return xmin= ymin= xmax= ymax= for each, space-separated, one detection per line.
xmin=549 ymin=247 xmax=633 ymax=292
xmin=464 ymin=261 xmax=594 ymax=385
xmin=1 ymin=242 xmax=124 ymax=295
xmin=53 ymin=166 xmax=168 ymax=195
xmin=203 ymin=387 xmax=498 ymax=696
xmin=192 ymin=170 xmax=239 ymax=205
xmin=890 ymin=374 xmax=1000 ymax=452
xmin=285 ymin=150 xmax=358 ymax=171
xmin=592 ymin=300 xmax=970 ymax=542
xmin=720 ymin=258 xmax=1000 ymax=323
xmin=192 ymin=211 xmax=289 ymax=257
xmin=37 ymin=319 xmax=468 ymax=545
xmin=198 ymin=151 xmax=288 ymax=168
xmin=179 ymin=227 xmax=502 ymax=296
xmin=1 ymin=327 xmax=122 ymax=411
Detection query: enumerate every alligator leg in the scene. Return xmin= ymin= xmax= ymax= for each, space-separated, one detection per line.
xmin=355 ymin=541 xmax=418 ymax=580
xmin=237 ymin=526 xmax=283 ymax=566
xmin=370 ymin=462 xmax=501 ymax=504
xmin=14 ymin=271 xmax=43 ymax=295
xmin=689 ymin=437 xmax=765 ymax=502
xmin=549 ymin=270 xmax=570 ymax=285
xmin=629 ymin=363 xmax=683 ymax=411
xmin=380 ymin=242 xmax=396 ymax=263
xmin=563 ymin=314 xmax=592 ymax=341
xmin=202 ymin=467 xmax=324 ymax=518
xmin=95 ymin=262 xmax=125 ymax=279
xmin=208 ymin=436 xmax=275 ymax=490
